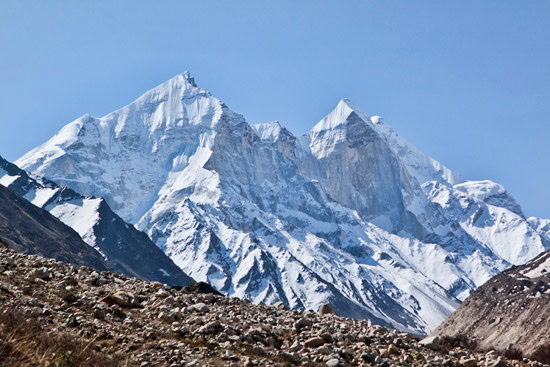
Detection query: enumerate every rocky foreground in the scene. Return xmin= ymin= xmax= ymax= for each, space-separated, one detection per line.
xmin=0 ymin=244 xmax=547 ymax=367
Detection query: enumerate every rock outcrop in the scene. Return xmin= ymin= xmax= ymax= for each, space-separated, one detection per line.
xmin=433 ymin=249 xmax=550 ymax=355
xmin=0 ymin=184 xmax=108 ymax=270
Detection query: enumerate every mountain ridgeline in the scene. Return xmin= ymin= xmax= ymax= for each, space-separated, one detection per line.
xmin=433 ymin=246 xmax=550 ymax=355
xmin=10 ymin=72 xmax=549 ymax=335
xmin=0 ymin=184 xmax=108 ymax=270
xmin=0 ymin=156 xmax=193 ymax=286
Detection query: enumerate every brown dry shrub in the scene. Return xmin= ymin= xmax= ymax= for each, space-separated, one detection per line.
xmin=0 ymin=307 xmax=123 ymax=366
xmin=530 ymin=343 xmax=550 ymax=364
xmin=502 ymin=345 xmax=524 ymax=361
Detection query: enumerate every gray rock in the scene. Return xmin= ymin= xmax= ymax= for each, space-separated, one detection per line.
xmin=326 ymin=359 xmax=341 ymax=367
xmin=361 ymin=352 xmax=377 ymax=363
xmin=195 ymin=321 xmax=223 ymax=335
xmin=227 ymin=335 xmax=241 ymax=343
xmin=94 ymin=307 xmax=106 ymax=320
xmin=294 ymin=318 xmax=312 ymax=330
xmin=31 ymin=267 xmax=51 ymax=280
xmin=155 ymin=288 xmax=170 ymax=297
xmin=111 ymin=304 xmax=125 ymax=318
xmin=487 ymin=360 xmax=508 ymax=367
xmin=317 ymin=346 xmax=333 ymax=354
xmin=278 ymin=351 xmax=298 ymax=363
xmin=460 ymin=357 xmax=478 ymax=367
xmin=65 ymin=316 xmax=79 ymax=328
xmin=158 ymin=311 xmax=175 ymax=322
xmin=100 ymin=291 xmax=141 ymax=308
xmin=289 ymin=340 xmax=302 ymax=352
xmin=61 ymin=275 xmax=78 ymax=286
xmin=188 ymin=302 xmax=208 ymax=313
xmin=304 ymin=336 xmax=325 ymax=348
xmin=419 ymin=335 xmax=441 ymax=350
xmin=319 ymin=303 xmax=335 ymax=315
xmin=162 ymin=296 xmax=178 ymax=306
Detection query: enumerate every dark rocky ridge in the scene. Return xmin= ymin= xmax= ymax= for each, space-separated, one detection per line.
xmin=0 ymin=184 xmax=108 ymax=270
xmin=92 ymin=198 xmax=193 ymax=285
xmin=0 ymin=155 xmax=193 ymax=286
xmin=433 ymin=249 xmax=550 ymax=355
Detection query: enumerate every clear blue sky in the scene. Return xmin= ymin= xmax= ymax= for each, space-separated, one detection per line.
xmin=1 ymin=1 xmax=549 ymax=218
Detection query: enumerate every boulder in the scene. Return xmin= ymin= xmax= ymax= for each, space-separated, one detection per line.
xmin=419 ymin=335 xmax=440 ymax=350
xmin=319 ymin=303 xmax=335 ymax=315
xmin=304 ymin=336 xmax=325 ymax=348
xmin=460 ymin=357 xmax=478 ymax=367
xmin=294 ymin=318 xmax=312 ymax=330
xmin=188 ymin=302 xmax=209 ymax=313
xmin=487 ymin=360 xmax=508 ymax=367
xmin=31 ymin=267 xmax=51 ymax=280
xmin=100 ymin=291 xmax=141 ymax=308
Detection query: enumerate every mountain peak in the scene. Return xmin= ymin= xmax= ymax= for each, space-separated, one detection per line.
xmin=179 ymin=71 xmax=197 ymax=87
xmin=142 ymin=71 xmax=205 ymax=99
xmin=15 ymin=73 xmax=550 ymax=336
xmin=337 ymin=97 xmax=355 ymax=109
xmin=252 ymin=121 xmax=282 ymax=141
xmin=310 ymin=98 xmax=368 ymax=133
xmin=163 ymin=71 xmax=197 ymax=87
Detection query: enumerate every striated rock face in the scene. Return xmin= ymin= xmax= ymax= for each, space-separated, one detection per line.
xmin=0 ymin=155 xmax=193 ymax=286
xmin=15 ymin=72 xmax=550 ymax=335
xmin=0 ymin=247 xmax=543 ymax=367
xmin=433 ymin=249 xmax=550 ymax=355
xmin=0 ymin=184 xmax=108 ymax=270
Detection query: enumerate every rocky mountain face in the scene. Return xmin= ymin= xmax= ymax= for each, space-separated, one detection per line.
xmin=1 ymin=246 xmax=544 ymax=367
xmin=433 ymin=248 xmax=550 ymax=355
xmin=15 ymin=72 xmax=550 ymax=335
xmin=0 ymin=184 xmax=108 ymax=270
xmin=0 ymin=156 xmax=193 ymax=286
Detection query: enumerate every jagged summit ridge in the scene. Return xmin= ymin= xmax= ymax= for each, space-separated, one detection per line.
xmin=310 ymin=98 xmax=364 ymax=133
xmin=16 ymin=73 xmax=550 ymax=335
xmin=17 ymin=73 xmax=245 ymax=223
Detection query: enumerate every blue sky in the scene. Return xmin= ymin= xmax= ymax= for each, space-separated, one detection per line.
xmin=1 ymin=1 xmax=549 ymax=218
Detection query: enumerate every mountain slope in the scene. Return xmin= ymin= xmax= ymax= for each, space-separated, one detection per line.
xmin=0 ymin=184 xmax=108 ymax=270
xmin=432 ymin=248 xmax=550 ymax=354
xmin=0 ymin=156 xmax=193 ymax=286
xmin=16 ymin=72 xmax=550 ymax=334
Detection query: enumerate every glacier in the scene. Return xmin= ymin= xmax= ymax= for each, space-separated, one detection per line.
xmin=16 ymin=72 xmax=550 ymax=335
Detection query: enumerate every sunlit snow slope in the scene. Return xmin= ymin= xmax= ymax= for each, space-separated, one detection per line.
xmin=0 ymin=156 xmax=193 ymax=286
xmin=16 ymin=72 xmax=550 ymax=335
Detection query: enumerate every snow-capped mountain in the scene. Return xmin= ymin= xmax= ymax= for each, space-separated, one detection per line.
xmin=0 ymin=156 xmax=193 ymax=286
xmin=16 ymin=72 xmax=549 ymax=335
